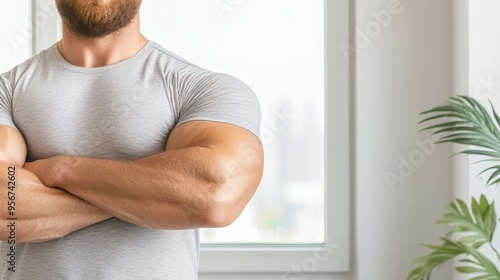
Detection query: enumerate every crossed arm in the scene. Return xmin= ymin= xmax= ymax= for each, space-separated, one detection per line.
xmin=0 ymin=121 xmax=264 ymax=242
xmin=0 ymin=126 xmax=112 ymax=242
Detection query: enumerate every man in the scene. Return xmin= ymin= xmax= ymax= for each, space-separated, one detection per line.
xmin=0 ymin=0 xmax=263 ymax=279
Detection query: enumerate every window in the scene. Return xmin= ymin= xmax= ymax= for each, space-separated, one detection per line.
xmin=141 ymin=0 xmax=325 ymax=245
xmin=18 ymin=0 xmax=351 ymax=273
xmin=140 ymin=0 xmax=350 ymax=272
xmin=0 ymin=1 xmax=32 ymax=73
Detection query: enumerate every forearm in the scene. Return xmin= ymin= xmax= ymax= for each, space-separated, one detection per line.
xmin=53 ymin=147 xmax=232 ymax=230
xmin=0 ymin=164 xmax=112 ymax=242
xmin=26 ymin=123 xmax=264 ymax=231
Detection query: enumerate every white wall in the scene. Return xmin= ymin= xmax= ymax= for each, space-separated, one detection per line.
xmin=354 ymin=0 xmax=454 ymax=279
xmin=453 ymin=1 xmax=469 ymax=278
xmin=201 ymin=0 xmax=456 ymax=279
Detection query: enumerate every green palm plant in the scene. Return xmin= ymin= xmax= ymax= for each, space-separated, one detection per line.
xmin=408 ymin=95 xmax=500 ymax=280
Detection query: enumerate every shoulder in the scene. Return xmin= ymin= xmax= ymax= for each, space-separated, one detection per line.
xmin=150 ymin=42 xmax=201 ymax=69
xmin=1 ymin=46 xmax=51 ymax=90
xmin=129 ymin=41 xmax=264 ymax=143
xmin=150 ymin=42 xmax=254 ymax=94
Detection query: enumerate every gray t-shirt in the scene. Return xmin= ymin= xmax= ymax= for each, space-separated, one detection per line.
xmin=0 ymin=41 xmax=261 ymax=279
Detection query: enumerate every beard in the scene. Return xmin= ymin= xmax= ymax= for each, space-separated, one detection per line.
xmin=55 ymin=0 xmax=142 ymax=38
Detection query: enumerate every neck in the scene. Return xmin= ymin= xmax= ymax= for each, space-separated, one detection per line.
xmin=57 ymin=15 xmax=148 ymax=68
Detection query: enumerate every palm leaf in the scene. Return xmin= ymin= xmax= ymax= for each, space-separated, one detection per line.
xmin=420 ymin=95 xmax=500 ymax=186
xmin=408 ymin=238 xmax=464 ymax=280
xmin=411 ymin=96 xmax=500 ymax=280
xmin=490 ymin=100 xmax=500 ymax=129
xmin=419 ymin=113 xmax=464 ymax=124
xmin=458 ymin=243 xmax=500 ymax=279
xmin=407 ymin=196 xmax=498 ymax=280
xmin=438 ymin=196 xmax=495 ymax=244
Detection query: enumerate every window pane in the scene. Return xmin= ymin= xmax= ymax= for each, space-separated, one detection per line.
xmin=141 ymin=0 xmax=325 ymax=244
xmin=0 ymin=1 xmax=32 ymax=73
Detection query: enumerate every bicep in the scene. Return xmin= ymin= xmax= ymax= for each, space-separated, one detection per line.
xmin=166 ymin=121 xmax=264 ymax=183
xmin=0 ymin=125 xmax=27 ymax=166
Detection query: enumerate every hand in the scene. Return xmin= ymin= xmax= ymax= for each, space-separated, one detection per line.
xmin=23 ymin=156 xmax=67 ymax=188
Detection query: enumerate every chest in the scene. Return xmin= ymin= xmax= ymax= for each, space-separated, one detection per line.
xmin=12 ymin=75 xmax=177 ymax=161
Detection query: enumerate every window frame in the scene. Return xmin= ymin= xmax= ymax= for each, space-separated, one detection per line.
xmin=32 ymin=0 xmax=60 ymax=53
xmin=33 ymin=0 xmax=351 ymax=273
xmin=200 ymin=0 xmax=351 ymax=273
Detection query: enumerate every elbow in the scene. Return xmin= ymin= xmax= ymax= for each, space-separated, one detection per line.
xmin=195 ymin=163 xmax=239 ymax=228
xmin=199 ymin=182 xmax=249 ymax=228
xmin=195 ymin=155 xmax=263 ymax=228
xmin=202 ymin=204 xmax=239 ymax=228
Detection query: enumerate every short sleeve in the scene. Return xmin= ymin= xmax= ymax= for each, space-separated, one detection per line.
xmin=0 ymin=72 xmax=16 ymax=129
xmin=175 ymin=71 xmax=262 ymax=142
